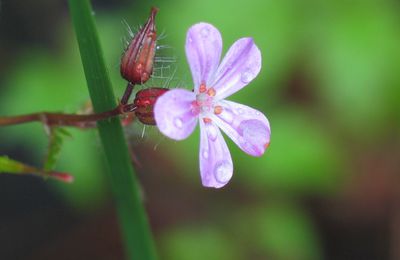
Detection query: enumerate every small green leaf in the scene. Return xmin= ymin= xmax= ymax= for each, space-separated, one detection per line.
xmin=44 ymin=127 xmax=71 ymax=171
xmin=0 ymin=156 xmax=34 ymax=174
xmin=0 ymin=155 xmax=73 ymax=183
xmin=57 ymin=127 xmax=72 ymax=138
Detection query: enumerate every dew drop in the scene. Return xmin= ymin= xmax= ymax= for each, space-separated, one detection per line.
xmin=200 ymin=27 xmax=210 ymax=38
xmin=206 ymin=124 xmax=218 ymax=141
xmin=239 ymin=119 xmax=270 ymax=155
xmin=241 ymin=120 xmax=268 ymax=142
xmin=202 ymin=150 xmax=209 ymax=159
xmin=174 ymin=117 xmax=183 ymax=128
xmin=214 ymin=161 xmax=233 ymax=184
xmin=219 ymin=110 xmax=234 ymax=123
xmin=241 ymin=69 xmax=253 ymax=83
xmin=188 ymin=37 xmax=193 ymax=43
xmin=237 ymin=108 xmax=244 ymax=114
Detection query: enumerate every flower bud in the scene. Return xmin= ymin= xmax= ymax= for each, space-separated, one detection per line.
xmin=134 ymin=87 xmax=168 ymax=125
xmin=120 ymin=7 xmax=158 ymax=84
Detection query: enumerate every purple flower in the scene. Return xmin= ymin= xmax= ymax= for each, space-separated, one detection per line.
xmin=154 ymin=23 xmax=270 ymax=188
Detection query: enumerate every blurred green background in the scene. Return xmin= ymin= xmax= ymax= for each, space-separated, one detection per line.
xmin=0 ymin=0 xmax=399 ymax=259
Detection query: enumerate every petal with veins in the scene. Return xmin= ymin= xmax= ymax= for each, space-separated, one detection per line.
xmin=185 ymin=23 xmax=222 ymax=91
xmin=211 ymin=38 xmax=261 ymax=100
xmin=154 ymin=89 xmax=197 ymax=140
xmin=212 ymin=100 xmax=270 ymax=156
xmin=199 ymin=120 xmax=233 ymax=188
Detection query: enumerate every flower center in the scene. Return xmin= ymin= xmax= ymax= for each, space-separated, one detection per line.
xmin=191 ymin=83 xmax=223 ymax=123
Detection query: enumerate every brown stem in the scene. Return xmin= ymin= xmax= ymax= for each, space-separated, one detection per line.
xmin=120 ymin=82 xmax=135 ymax=105
xmin=0 ymin=104 xmax=137 ymax=128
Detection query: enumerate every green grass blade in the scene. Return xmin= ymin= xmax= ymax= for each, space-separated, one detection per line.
xmin=68 ymin=1 xmax=157 ymax=259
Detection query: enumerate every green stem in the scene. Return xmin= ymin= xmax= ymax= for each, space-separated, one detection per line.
xmin=68 ymin=1 xmax=157 ymax=259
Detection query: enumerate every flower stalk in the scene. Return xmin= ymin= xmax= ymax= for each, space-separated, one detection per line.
xmin=0 ymin=106 xmax=130 ymax=128
xmin=0 ymin=87 xmax=168 ymax=128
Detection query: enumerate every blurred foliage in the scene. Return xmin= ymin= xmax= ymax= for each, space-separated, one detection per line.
xmin=0 ymin=0 xmax=399 ymax=259
xmin=160 ymin=227 xmax=241 ymax=260
xmin=232 ymin=202 xmax=322 ymax=260
xmin=0 ymin=39 xmax=108 ymax=209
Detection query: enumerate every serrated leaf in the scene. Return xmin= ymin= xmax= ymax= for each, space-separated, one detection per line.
xmin=57 ymin=127 xmax=72 ymax=138
xmin=44 ymin=127 xmax=71 ymax=171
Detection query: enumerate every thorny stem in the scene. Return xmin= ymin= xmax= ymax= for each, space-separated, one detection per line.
xmin=0 ymin=103 xmax=137 ymax=128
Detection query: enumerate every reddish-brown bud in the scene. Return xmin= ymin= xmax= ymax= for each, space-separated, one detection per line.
xmin=134 ymin=87 xmax=168 ymax=125
xmin=121 ymin=7 xmax=158 ymax=84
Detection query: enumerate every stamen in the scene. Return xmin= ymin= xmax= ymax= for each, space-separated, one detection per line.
xmin=214 ymin=106 xmax=223 ymax=115
xmin=199 ymin=83 xmax=207 ymax=93
xmin=207 ymin=87 xmax=216 ymax=97
xmin=203 ymin=117 xmax=212 ymax=124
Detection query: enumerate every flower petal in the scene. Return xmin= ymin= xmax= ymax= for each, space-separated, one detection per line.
xmin=212 ymin=100 xmax=270 ymax=156
xmin=185 ymin=23 xmax=222 ymax=92
xmin=154 ymin=89 xmax=197 ymax=140
xmin=199 ymin=120 xmax=233 ymax=188
xmin=212 ymin=38 xmax=261 ymax=100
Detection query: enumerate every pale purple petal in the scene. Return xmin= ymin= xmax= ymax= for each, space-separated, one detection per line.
xmin=212 ymin=100 xmax=270 ymax=156
xmin=211 ymin=38 xmax=261 ymax=100
xmin=154 ymin=89 xmax=197 ymax=140
xmin=185 ymin=23 xmax=222 ymax=92
xmin=199 ymin=120 xmax=233 ymax=188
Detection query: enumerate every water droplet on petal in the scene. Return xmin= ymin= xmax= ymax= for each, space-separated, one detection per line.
xmin=241 ymin=69 xmax=253 ymax=83
xmin=174 ymin=117 xmax=183 ymax=128
xmin=188 ymin=37 xmax=193 ymax=43
xmin=214 ymin=161 xmax=233 ymax=184
xmin=239 ymin=119 xmax=270 ymax=155
xmin=206 ymin=124 xmax=218 ymax=141
xmin=241 ymin=120 xmax=268 ymax=141
xmin=202 ymin=150 xmax=209 ymax=159
xmin=200 ymin=27 xmax=210 ymax=38
xmin=219 ymin=109 xmax=234 ymax=123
